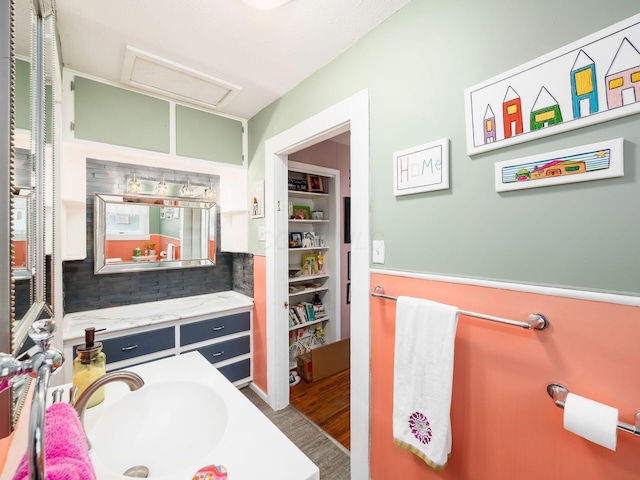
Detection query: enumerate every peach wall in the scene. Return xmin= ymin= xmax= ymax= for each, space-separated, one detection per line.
xmin=370 ymin=272 xmax=640 ymax=479
xmin=11 ymin=241 xmax=26 ymax=269
xmin=252 ymin=255 xmax=268 ymax=393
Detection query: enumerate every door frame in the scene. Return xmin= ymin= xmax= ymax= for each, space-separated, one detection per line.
xmin=265 ymin=89 xmax=371 ymax=479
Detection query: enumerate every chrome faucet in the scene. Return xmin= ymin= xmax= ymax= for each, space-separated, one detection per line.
xmin=0 ymin=318 xmax=64 ymax=480
xmin=74 ymin=370 xmax=145 ymax=449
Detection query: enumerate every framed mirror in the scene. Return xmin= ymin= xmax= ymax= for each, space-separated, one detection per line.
xmin=1 ymin=0 xmax=57 ymax=437
xmin=94 ymin=193 xmax=217 ymax=274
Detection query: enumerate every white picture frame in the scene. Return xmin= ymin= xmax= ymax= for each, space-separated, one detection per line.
xmin=494 ymin=138 xmax=624 ymax=192
xmin=393 ymin=138 xmax=450 ymax=196
xmin=251 ymin=180 xmax=264 ymax=218
xmin=465 ymin=13 xmax=640 ymax=155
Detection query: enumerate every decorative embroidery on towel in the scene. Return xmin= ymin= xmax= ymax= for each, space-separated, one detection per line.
xmin=409 ymin=411 xmax=432 ymax=445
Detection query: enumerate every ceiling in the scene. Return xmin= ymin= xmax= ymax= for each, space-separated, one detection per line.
xmin=51 ymin=0 xmax=413 ymax=120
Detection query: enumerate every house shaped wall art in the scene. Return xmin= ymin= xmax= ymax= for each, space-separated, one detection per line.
xmin=465 ymin=13 xmax=640 ymax=155
xmin=494 ymin=138 xmax=624 ymax=192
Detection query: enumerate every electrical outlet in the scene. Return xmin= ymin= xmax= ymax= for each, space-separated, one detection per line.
xmin=372 ymin=240 xmax=385 ymax=264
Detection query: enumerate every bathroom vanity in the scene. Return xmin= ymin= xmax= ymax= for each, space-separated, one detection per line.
xmin=62 ymin=291 xmax=254 ymax=385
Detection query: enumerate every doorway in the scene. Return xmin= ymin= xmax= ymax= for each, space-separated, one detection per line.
xmin=264 ymin=90 xmax=370 ymax=479
xmin=287 ymin=134 xmax=351 ymax=450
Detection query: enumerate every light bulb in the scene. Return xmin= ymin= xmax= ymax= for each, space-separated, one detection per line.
xmin=203 ymin=184 xmax=217 ymax=200
xmin=127 ymin=174 xmax=141 ymax=193
xmin=155 ymin=176 xmax=168 ymax=196
xmin=180 ymin=181 xmax=194 ymax=197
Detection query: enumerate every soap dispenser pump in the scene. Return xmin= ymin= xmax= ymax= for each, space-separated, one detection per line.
xmin=72 ymin=327 xmax=107 ymax=408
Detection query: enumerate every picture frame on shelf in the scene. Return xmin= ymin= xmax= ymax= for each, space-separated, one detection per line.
xmin=292 ymin=205 xmax=311 ymax=220
xmin=301 ymin=232 xmax=316 ymax=248
xmin=306 ymin=174 xmax=324 ymax=192
xmin=289 ymin=232 xmax=302 ymax=248
xmin=301 ymin=253 xmax=319 ymax=275
xmin=288 ymin=178 xmax=308 ymax=191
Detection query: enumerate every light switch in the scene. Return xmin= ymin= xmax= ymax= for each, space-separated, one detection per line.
xmin=372 ymin=240 xmax=385 ymax=264
xmin=258 ymin=226 xmax=266 ymax=241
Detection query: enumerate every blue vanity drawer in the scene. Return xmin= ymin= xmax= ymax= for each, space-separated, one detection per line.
xmin=84 ymin=327 xmax=175 ymax=364
xmin=187 ymin=336 xmax=250 ymax=365
xmin=180 ymin=312 xmax=250 ymax=346
xmin=217 ymin=358 xmax=251 ymax=383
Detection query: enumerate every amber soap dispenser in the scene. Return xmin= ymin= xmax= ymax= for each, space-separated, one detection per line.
xmin=72 ymin=327 xmax=107 ymax=408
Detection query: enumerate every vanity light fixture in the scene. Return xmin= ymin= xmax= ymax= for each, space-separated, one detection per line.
xmin=127 ymin=174 xmax=141 ymax=194
xmin=154 ymin=175 xmax=168 ymax=196
xmin=203 ymin=181 xmax=217 ymax=200
xmin=180 ymin=178 xmax=195 ymax=197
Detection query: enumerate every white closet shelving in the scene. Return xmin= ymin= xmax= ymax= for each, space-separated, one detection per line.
xmin=287 ymin=162 xmax=340 ymax=370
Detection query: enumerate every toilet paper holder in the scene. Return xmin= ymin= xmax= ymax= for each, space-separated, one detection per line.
xmin=547 ymin=383 xmax=640 ymax=437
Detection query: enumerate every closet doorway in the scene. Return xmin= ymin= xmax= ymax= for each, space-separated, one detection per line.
xmin=288 ymin=134 xmax=351 ymax=450
xmin=264 ymin=90 xmax=370 ymax=479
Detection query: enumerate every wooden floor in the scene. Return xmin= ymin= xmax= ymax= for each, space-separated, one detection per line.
xmin=290 ymin=368 xmax=350 ymax=451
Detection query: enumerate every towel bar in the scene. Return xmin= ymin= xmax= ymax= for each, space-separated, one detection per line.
xmin=547 ymin=383 xmax=640 ymax=437
xmin=371 ymin=286 xmax=549 ymax=330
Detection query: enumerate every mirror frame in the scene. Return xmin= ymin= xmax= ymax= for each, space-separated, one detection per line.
xmin=1 ymin=0 xmax=15 ymax=437
xmin=94 ymin=192 xmax=218 ymax=275
xmin=1 ymin=0 xmax=56 ymax=438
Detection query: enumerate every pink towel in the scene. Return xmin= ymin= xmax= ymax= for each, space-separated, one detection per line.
xmin=13 ymin=402 xmax=96 ymax=480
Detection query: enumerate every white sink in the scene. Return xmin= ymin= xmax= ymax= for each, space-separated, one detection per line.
xmin=89 ymin=380 xmax=228 ymax=478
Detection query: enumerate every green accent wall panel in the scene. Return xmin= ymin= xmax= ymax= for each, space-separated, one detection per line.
xmin=15 ymin=59 xmax=30 ymax=131
xmin=15 ymin=59 xmax=53 ymax=144
xmin=73 ymin=77 xmax=170 ymax=153
xmin=176 ymin=105 xmax=243 ymax=165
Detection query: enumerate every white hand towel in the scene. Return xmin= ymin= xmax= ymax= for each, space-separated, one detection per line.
xmin=393 ymin=296 xmax=458 ymax=469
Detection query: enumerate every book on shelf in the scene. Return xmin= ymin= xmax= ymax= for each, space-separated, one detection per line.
xmin=288 ymin=302 xmax=320 ymax=326
xmin=289 ymin=309 xmax=299 ymax=327
xmin=303 ymin=302 xmax=315 ymax=322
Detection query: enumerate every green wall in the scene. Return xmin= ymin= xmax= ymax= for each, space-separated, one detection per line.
xmin=15 ymin=59 xmax=30 ymax=131
xmin=74 ymin=76 xmax=171 ymax=153
xmin=248 ymin=0 xmax=640 ymax=296
xmin=72 ymin=76 xmax=244 ymax=165
xmin=15 ymin=58 xmax=52 ymax=144
xmin=176 ymin=105 xmax=243 ymax=165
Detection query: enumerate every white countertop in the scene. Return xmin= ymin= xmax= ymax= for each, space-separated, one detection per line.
xmin=63 ymin=291 xmax=254 ymax=343
xmin=53 ymin=353 xmax=319 ymax=480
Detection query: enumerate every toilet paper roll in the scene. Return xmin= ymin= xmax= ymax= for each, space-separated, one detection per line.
xmin=563 ymin=393 xmax=618 ymax=451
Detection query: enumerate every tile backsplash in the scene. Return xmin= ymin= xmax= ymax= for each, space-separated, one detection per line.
xmin=62 ymin=158 xmax=253 ymax=313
